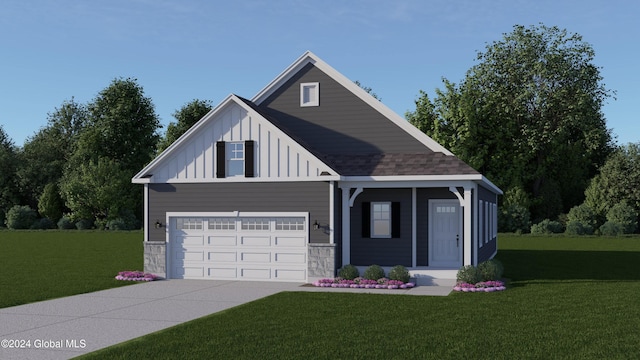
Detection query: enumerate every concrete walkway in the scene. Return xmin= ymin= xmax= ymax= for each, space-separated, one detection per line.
xmin=0 ymin=279 xmax=453 ymax=360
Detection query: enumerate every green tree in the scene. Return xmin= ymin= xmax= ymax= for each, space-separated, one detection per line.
xmin=38 ymin=183 xmax=64 ymax=223
xmin=354 ymin=80 xmax=381 ymax=101
xmin=407 ymin=24 xmax=614 ymax=222
xmin=17 ymin=99 xmax=87 ymax=209
xmin=584 ymin=143 xmax=640 ymax=230
xmin=62 ymin=78 xmax=160 ymax=223
xmin=0 ymin=126 xmax=19 ymax=226
xmin=60 ymin=157 xmax=136 ymax=223
xmin=157 ymin=99 xmax=212 ymax=153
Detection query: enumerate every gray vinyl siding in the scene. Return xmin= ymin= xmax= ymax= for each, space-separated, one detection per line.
xmin=148 ymin=182 xmax=330 ymax=244
xmin=260 ymin=63 xmax=429 ymax=155
xmin=416 ymin=188 xmax=457 ymax=266
xmin=477 ymin=184 xmax=498 ymax=263
xmin=349 ymin=188 xmax=413 ymax=267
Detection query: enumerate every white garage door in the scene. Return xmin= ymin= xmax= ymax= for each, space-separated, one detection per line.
xmin=168 ymin=213 xmax=308 ymax=282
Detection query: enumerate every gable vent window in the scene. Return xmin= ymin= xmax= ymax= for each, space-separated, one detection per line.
xmin=300 ymin=82 xmax=319 ymax=107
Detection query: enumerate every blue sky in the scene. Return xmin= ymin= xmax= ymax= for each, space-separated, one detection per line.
xmin=1 ymin=0 xmax=637 ymax=147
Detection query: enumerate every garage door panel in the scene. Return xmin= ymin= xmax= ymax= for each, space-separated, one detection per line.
xmin=241 ymin=268 xmax=271 ymax=279
xmin=240 ymin=252 xmax=271 ymax=263
xmin=209 ymin=251 xmax=236 ymax=262
xmin=274 ymin=236 xmax=306 ymax=247
xmin=274 ymin=268 xmax=306 ymax=280
xmin=208 ymin=236 xmax=236 ymax=246
xmin=208 ymin=267 xmax=237 ymax=278
xmin=274 ymin=252 xmax=306 ymax=264
xmin=179 ymin=251 xmax=204 ymax=262
xmin=241 ymin=236 xmax=271 ymax=246
xmin=177 ymin=235 xmax=204 ymax=246
xmin=177 ymin=267 xmax=204 ymax=278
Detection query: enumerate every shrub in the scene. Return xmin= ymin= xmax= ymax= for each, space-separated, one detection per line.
xmin=57 ymin=215 xmax=76 ymax=230
xmin=531 ymin=219 xmax=564 ymax=235
xmin=363 ymin=264 xmax=385 ymax=280
xmin=388 ymin=265 xmax=411 ymax=283
xmin=38 ymin=183 xmax=64 ymax=223
xmin=4 ymin=205 xmax=37 ymax=229
xmin=567 ymin=204 xmax=598 ymax=232
xmin=499 ymin=204 xmax=530 ymax=233
xmin=30 ymin=218 xmax=55 ymax=230
xmin=456 ymin=265 xmax=481 ymax=284
xmin=599 ymin=221 xmax=624 ymax=236
xmin=606 ymin=202 xmax=638 ymax=234
xmin=75 ymin=219 xmax=93 ymax=230
xmin=565 ymin=220 xmax=593 ymax=235
xmin=337 ymin=264 xmax=360 ymax=280
xmin=478 ymin=259 xmax=504 ymax=281
xmin=106 ymin=210 xmax=140 ymax=230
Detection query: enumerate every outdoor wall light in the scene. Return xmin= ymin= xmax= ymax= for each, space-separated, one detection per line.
xmin=313 ymin=220 xmax=320 ymax=231
xmin=154 ymin=220 xmax=163 ymax=229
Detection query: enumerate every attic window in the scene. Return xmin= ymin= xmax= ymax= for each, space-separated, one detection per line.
xmin=300 ymin=82 xmax=319 ymax=107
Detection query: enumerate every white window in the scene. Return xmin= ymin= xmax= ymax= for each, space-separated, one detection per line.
xmin=300 ymin=82 xmax=319 ymax=107
xmin=208 ymin=218 xmax=236 ymax=230
xmin=479 ymin=201 xmax=483 ymax=248
xmin=275 ymin=217 xmax=305 ymax=231
xmin=177 ymin=218 xmax=203 ymax=230
xmin=241 ymin=218 xmax=270 ymax=231
xmin=485 ymin=202 xmax=490 ymax=243
xmin=227 ymin=142 xmax=244 ymax=176
xmin=371 ymin=202 xmax=391 ymax=238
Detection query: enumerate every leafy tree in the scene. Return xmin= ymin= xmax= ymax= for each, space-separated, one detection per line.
xmin=584 ymin=143 xmax=640 ymax=230
xmin=62 ymin=78 xmax=160 ymax=223
xmin=76 ymin=78 xmax=160 ymax=172
xmin=5 ymin=205 xmax=37 ymax=229
xmin=157 ymin=99 xmax=212 ymax=153
xmin=17 ymin=99 xmax=87 ymax=209
xmin=60 ymin=157 xmax=136 ymax=223
xmin=0 ymin=126 xmax=19 ymax=226
xmin=407 ymin=24 xmax=614 ymax=221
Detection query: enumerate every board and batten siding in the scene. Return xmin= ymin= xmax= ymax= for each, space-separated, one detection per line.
xmin=148 ymin=182 xmax=330 ymax=244
xmin=259 ymin=63 xmax=430 ymax=155
xmin=151 ymin=100 xmax=333 ymax=182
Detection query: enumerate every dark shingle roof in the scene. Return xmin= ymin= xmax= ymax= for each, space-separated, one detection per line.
xmin=323 ymin=153 xmax=480 ymax=176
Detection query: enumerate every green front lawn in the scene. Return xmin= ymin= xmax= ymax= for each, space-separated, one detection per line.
xmin=80 ymin=234 xmax=640 ymax=360
xmin=0 ymin=230 xmax=142 ymax=308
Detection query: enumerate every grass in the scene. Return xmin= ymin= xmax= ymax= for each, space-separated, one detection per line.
xmin=0 ymin=230 xmax=142 ymax=308
xmin=79 ymin=233 xmax=640 ymax=360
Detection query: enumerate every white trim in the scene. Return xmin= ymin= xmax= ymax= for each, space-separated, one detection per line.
xmin=339 ymin=179 xmax=476 ymax=190
xmin=166 ymin=211 xmax=309 ymax=219
xmin=464 ymin=187 xmax=473 ymax=265
xmin=329 ymin=181 xmax=335 ymax=244
xmin=144 ymin=184 xmax=149 ymax=242
xmin=412 ymin=187 xmax=417 ymax=268
xmin=300 ymin=82 xmax=319 ymax=107
xmin=449 ymin=186 xmax=465 ymax=207
xmin=341 ymin=188 xmax=351 ymax=266
xmin=348 ymin=187 xmax=363 ymax=207
xmin=479 ymin=200 xmax=484 ymax=249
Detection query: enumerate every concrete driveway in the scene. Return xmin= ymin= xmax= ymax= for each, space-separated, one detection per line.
xmin=0 ymin=279 xmax=452 ymax=359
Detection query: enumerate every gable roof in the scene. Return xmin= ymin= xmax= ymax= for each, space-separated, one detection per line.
xmin=252 ymin=51 xmax=454 ymax=156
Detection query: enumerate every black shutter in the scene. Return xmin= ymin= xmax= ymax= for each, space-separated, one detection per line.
xmin=391 ymin=202 xmax=401 ymax=238
xmin=245 ymin=140 xmax=255 ymax=177
xmin=216 ymin=141 xmax=225 ymax=178
xmin=362 ymin=202 xmax=371 ymax=238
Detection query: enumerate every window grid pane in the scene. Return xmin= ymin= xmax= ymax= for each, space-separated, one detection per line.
xmin=177 ymin=218 xmax=203 ymax=230
xmin=371 ymin=202 xmax=391 ymax=237
xmin=208 ymin=218 xmax=236 ymax=230
xmin=275 ymin=217 xmax=305 ymax=231
xmin=241 ymin=218 xmax=270 ymax=231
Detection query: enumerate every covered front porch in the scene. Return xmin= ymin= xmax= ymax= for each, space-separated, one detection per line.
xmin=335 ymin=178 xmax=481 ymax=284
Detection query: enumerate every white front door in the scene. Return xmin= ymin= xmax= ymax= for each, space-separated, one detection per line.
xmin=429 ymin=200 xmax=462 ymax=267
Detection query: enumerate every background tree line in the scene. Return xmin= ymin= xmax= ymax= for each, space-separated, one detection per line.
xmin=407 ymin=24 xmax=639 ymax=234
xmin=0 ymin=24 xmax=638 ymax=233
xmin=0 ymin=78 xmax=211 ymax=229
